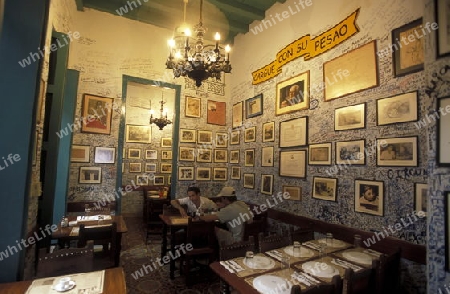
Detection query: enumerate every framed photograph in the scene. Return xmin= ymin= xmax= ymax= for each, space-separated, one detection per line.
xmin=246 ymin=94 xmax=263 ymax=118
xmin=94 ymin=147 xmax=115 ymax=164
xmin=71 ymin=145 xmax=90 ymax=163
xmin=355 ymin=179 xmax=384 ymax=216
xmin=160 ymin=163 xmax=172 ymax=174
xmin=197 ymin=149 xmax=212 ymax=163
xmin=414 ymin=183 xmax=428 ymax=216
xmin=445 ymin=191 xmax=450 ymax=271
xmin=178 ymin=167 xmax=194 ymax=180
xmin=376 ymin=91 xmax=418 ymax=126
xmin=179 ymin=147 xmax=195 ymax=161
xmin=129 ymin=162 xmax=142 ymax=173
xmin=161 ymin=150 xmax=172 ymax=160
xmin=279 ymin=117 xmax=308 ymax=147
xmin=81 ymin=94 xmax=113 ymax=135
xmin=180 ymin=129 xmax=196 ymax=143
xmin=436 ymin=0 xmax=450 ymax=57
xmin=324 ymin=41 xmax=378 ymax=101
xmin=230 ymin=150 xmax=240 ymax=164
xmin=128 ymin=148 xmax=141 ymax=159
xmin=438 ymin=97 xmax=450 ymax=166
xmin=376 ymin=136 xmax=418 ymax=166
xmin=207 ymin=100 xmax=226 ymax=126
xmin=232 ymin=101 xmax=243 ymax=128
xmin=279 ymin=150 xmax=307 ymax=178
xmin=161 ymin=138 xmax=172 ymax=148
xmin=168 ymin=175 xmax=171 ymax=185
xmin=214 ymin=149 xmax=228 ymax=163
xmin=392 ymin=18 xmax=424 ymax=77
xmin=196 ymin=167 xmax=211 ymax=181
xmin=213 ymin=167 xmax=228 ymax=181
xmin=334 ymin=103 xmax=366 ymax=131
xmin=336 ymin=140 xmax=365 ymax=165
xmin=145 ymin=149 xmax=157 ymax=160
xmin=198 ymin=130 xmax=213 ymax=144
xmin=261 ymin=146 xmax=274 ymax=167
xmin=126 ymin=124 xmax=151 ymax=143
xmin=136 ymin=175 xmax=149 ymax=186
xmin=231 ymin=167 xmax=241 ymax=180
xmin=243 ymin=173 xmax=255 ymax=189
xmin=312 ymin=177 xmax=338 ymax=202
xmin=261 ymin=174 xmax=274 ymax=195
xmin=309 ymin=143 xmax=332 ymax=165
xmin=245 ymin=149 xmax=255 ymax=167
xmin=230 ymin=130 xmax=240 ymax=145
xmin=283 ymin=186 xmax=301 ymax=201
xmin=244 ymin=126 xmax=256 ymax=143
xmin=79 ymin=167 xmax=101 ymax=184
xmin=185 ymin=96 xmax=201 ymax=118
xmin=262 ymin=121 xmax=275 ymax=142
xmin=216 ymin=132 xmax=228 ymax=148
xmin=145 ymin=163 xmax=157 ymax=173
xmin=276 ymin=71 xmax=310 ymax=115
xmin=154 ymin=176 xmax=165 ymax=185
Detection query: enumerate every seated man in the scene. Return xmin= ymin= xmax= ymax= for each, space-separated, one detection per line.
xmin=199 ymin=186 xmax=253 ymax=246
xmin=170 ymin=186 xmax=217 ymax=217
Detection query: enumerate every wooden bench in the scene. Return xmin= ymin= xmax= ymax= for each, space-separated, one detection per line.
xmin=66 ymin=201 xmax=116 ymax=216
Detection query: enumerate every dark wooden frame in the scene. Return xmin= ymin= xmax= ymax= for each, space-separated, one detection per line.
xmin=79 ymin=166 xmax=102 ymax=184
xmin=354 ymin=179 xmax=384 ymax=216
xmin=262 ymin=121 xmax=275 ymax=142
xmin=260 ymin=174 xmax=274 ymax=195
xmin=81 ymin=94 xmax=113 ymax=135
xmin=334 ymin=103 xmax=366 ymax=131
xmin=308 ymin=142 xmax=332 ymax=165
xmin=312 ymin=177 xmax=338 ymax=202
xmin=243 ymin=173 xmax=255 ymax=189
xmin=436 ymin=0 xmax=450 ymax=58
xmin=245 ymin=93 xmax=263 ymax=119
xmin=376 ymin=91 xmax=418 ymax=126
xmin=438 ymin=96 xmax=450 ymax=166
xmin=279 ymin=150 xmax=307 ymax=178
xmin=279 ymin=117 xmax=308 ymax=148
xmin=376 ymin=136 xmax=418 ymax=167
xmin=446 ymin=191 xmax=450 ymax=271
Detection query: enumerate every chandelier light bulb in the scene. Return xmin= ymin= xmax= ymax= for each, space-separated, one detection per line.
xmin=168 ymin=39 xmax=175 ymax=48
xmin=225 ymin=44 xmax=231 ymax=52
xmin=214 ymin=32 xmax=220 ymax=41
xmin=174 ymin=51 xmax=182 ymax=59
xmin=184 ymin=28 xmax=192 ymax=36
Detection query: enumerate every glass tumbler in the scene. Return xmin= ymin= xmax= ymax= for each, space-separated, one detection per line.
xmin=245 ymin=251 xmax=254 ymax=267
xmin=293 ymin=241 xmax=301 ymax=257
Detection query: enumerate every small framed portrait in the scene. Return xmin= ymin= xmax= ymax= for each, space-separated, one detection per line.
xmin=279 ymin=150 xmax=306 ymax=178
xmin=161 ymin=137 xmax=172 ymax=148
xmin=185 ymin=96 xmax=201 ymax=118
xmin=261 ymin=146 xmax=274 ymax=167
xmin=245 ymin=93 xmax=263 ymax=119
xmin=197 ymin=149 xmax=212 ymax=163
xmin=154 ymin=176 xmax=165 ymax=185
xmin=71 ymin=145 xmax=90 ymax=163
xmin=196 ymin=167 xmax=211 ymax=181
xmin=232 ymin=101 xmax=243 ymax=128
xmin=245 ymin=149 xmax=255 ymax=167
xmin=438 ymin=96 xmax=450 ymax=166
xmin=160 ymin=163 xmax=172 ymax=174
xmin=334 ymin=103 xmax=366 ymax=131
xmin=309 ymin=143 xmax=332 ymax=165
xmin=262 ymin=121 xmax=275 ymax=142
xmin=145 ymin=149 xmax=157 ymax=160
xmin=414 ymin=183 xmax=428 ymax=216
xmin=336 ymin=140 xmax=365 ymax=165
xmin=161 ymin=150 xmax=172 ymax=160
xmin=213 ymin=167 xmax=228 ymax=181
xmin=81 ymin=94 xmax=113 ymax=135
xmin=231 ymin=166 xmax=241 ymax=180
xmin=282 ymin=186 xmax=301 ymax=201
xmin=279 ymin=117 xmax=308 ymax=147
xmin=180 ymin=129 xmax=196 ymax=143
xmin=198 ymin=130 xmax=213 ymax=144
xmin=355 ymin=179 xmax=384 ymax=216
xmin=215 ymin=132 xmax=228 ymax=148
xmin=376 ymin=136 xmax=418 ymax=167
xmin=136 ymin=175 xmax=149 ymax=186
xmin=312 ymin=177 xmax=338 ymax=202
xmin=244 ymin=126 xmax=256 ymax=143
xmin=214 ymin=149 xmax=228 ymax=163
xmin=94 ymin=147 xmax=115 ymax=164
xmin=168 ymin=175 xmax=171 ymax=185
xmin=126 ymin=124 xmax=151 ymax=143
xmin=79 ymin=167 xmax=101 ymax=184
xmin=128 ymin=148 xmax=141 ymax=159
xmin=261 ymin=174 xmax=274 ymax=195
xmin=129 ymin=162 xmax=142 ymax=173
xmin=230 ymin=130 xmax=240 ymax=145
xmin=145 ymin=163 xmax=157 ymax=173
xmin=276 ymin=71 xmax=309 ymax=115
xmin=207 ymin=100 xmax=226 ymax=126
xmin=436 ymin=0 xmax=450 ymax=57
xmin=376 ymin=91 xmax=418 ymax=126
xmin=178 ymin=167 xmax=194 ymax=180
xmin=230 ymin=150 xmax=240 ymax=164
xmin=243 ymin=173 xmax=255 ymax=189
xmin=179 ymin=146 xmax=195 ymax=161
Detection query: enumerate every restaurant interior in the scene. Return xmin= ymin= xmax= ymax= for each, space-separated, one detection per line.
xmin=0 ymin=0 xmax=449 ymax=293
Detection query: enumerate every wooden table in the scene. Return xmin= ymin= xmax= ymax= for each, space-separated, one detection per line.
xmin=0 ymin=267 xmax=127 ymax=293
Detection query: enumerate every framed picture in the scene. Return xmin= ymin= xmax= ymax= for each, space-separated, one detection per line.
xmin=128 ymin=148 xmax=141 ymax=159
xmin=180 ymin=129 xmax=196 ymax=143
xmin=197 ymin=149 xmax=212 ymax=163
xmin=279 ymin=117 xmax=308 ymax=147
xmin=336 ymin=140 xmax=365 ymax=165
xmin=261 ymin=174 xmax=274 ymax=195
xmin=324 ymin=41 xmax=378 ymax=101
xmin=376 ymin=91 xmax=418 ymax=126
xmin=355 ymin=179 xmax=384 ymax=216
xmin=71 ymin=145 xmax=90 ymax=163
xmin=230 ymin=130 xmax=240 ymax=145
xmin=179 ymin=147 xmax=195 ymax=161
xmin=279 ymin=150 xmax=306 ymax=178
xmin=94 ymin=147 xmax=115 ymax=164
xmin=246 ymin=94 xmax=263 ymax=118
xmin=126 ymin=124 xmax=151 ymax=143
xmin=178 ymin=167 xmax=194 ymax=180
xmin=276 ymin=71 xmax=310 ymax=115
xmin=207 ymin=100 xmax=226 ymax=126
xmin=436 ymin=0 xmax=450 ymax=57
xmin=161 ymin=138 xmax=172 ymax=148
xmin=243 ymin=173 xmax=255 ymax=189
xmin=81 ymin=94 xmax=113 ymax=135
xmin=283 ymin=186 xmax=301 ymax=201
xmin=309 ymin=143 xmax=332 ymax=165
xmin=185 ymin=96 xmax=201 ymax=118
xmin=216 ymin=132 xmax=228 ymax=148
xmin=129 ymin=162 xmax=142 ymax=173
xmin=196 ymin=167 xmax=211 ymax=181
xmin=231 ymin=167 xmax=241 ymax=180
xmin=160 ymin=163 xmax=172 ymax=174
xmin=136 ymin=175 xmax=149 ymax=186
xmin=145 ymin=163 xmax=157 ymax=173
xmin=168 ymin=175 xmax=171 ymax=185
xmin=414 ymin=183 xmax=428 ymax=216
xmin=244 ymin=126 xmax=256 ymax=143
xmin=312 ymin=177 xmax=338 ymax=202
xmin=198 ymin=130 xmax=213 ymax=144
xmin=214 ymin=149 xmax=228 ymax=163
xmin=261 ymin=146 xmax=274 ymax=167
xmin=245 ymin=149 xmax=255 ymax=167
xmin=376 ymin=136 xmax=418 ymax=166
xmin=392 ymin=18 xmax=424 ymax=77
xmin=232 ymin=101 xmax=243 ymax=128
xmin=230 ymin=150 xmax=240 ymax=164
xmin=262 ymin=121 xmax=275 ymax=142
xmin=334 ymin=103 xmax=366 ymax=131
xmin=145 ymin=149 xmax=157 ymax=160
xmin=445 ymin=191 xmax=450 ymax=271
xmin=79 ymin=167 xmax=102 ymax=184
xmin=161 ymin=150 xmax=172 ymax=160
xmin=213 ymin=167 xmax=228 ymax=181
xmin=438 ymin=97 xmax=450 ymax=166
xmin=154 ymin=176 xmax=165 ymax=185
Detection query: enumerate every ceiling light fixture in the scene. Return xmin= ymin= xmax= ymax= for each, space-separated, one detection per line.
xmin=150 ymin=92 xmax=172 ymax=130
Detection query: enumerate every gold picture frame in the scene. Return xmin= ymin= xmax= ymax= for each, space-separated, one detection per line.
xmin=126 ymin=124 xmax=151 ymax=143
xmin=81 ymin=94 xmax=113 ymax=134
xmin=185 ymin=96 xmax=201 ymax=118
xmin=276 ymin=71 xmax=309 ymax=115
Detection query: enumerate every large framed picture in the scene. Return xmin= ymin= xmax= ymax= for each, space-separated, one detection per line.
xmin=179 ymin=147 xmax=195 ymax=161
xmin=243 ymin=173 xmax=255 ymax=189
xmin=436 ymin=0 xmax=450 ymax=57
xmin=312 ymin=177 xmax=337 ymax=202
xmin=414 ymin=183 xmax=428 ymax=216
xmin=261 ymin=146 xmax=274 ymax=167
xmin=276 ymin=71 xmax=309 ymax=115
xmin=207 ymin=100 xmax=226 ymax=126
xmin=178 ymin=167 xmax=194 ymax=180
xmin=230 ymin=130 xmax=240 ymax=145
xmin=128 ymin=148 xmax=141 ymax=159
xmin=232 ymin=101 xmax=243 ymax=128
xmin=279 ymin=150 xmax=306 ymax=178
xmin=283 ymin=186 xmax=301 ymax=201
xmin=336 ymin=140 xmax=365 ymax=165
xmin=81 ymin=94 xmax=113 ymax=135
xmin=126 ymin=124 xmax=151 ymax=143
xmin=214 ymin=149 xmax=228 ymax=163
xmin=71 ymin=145 xmax=90 ymax=163
xmin=376 ymin=91 xmax=418 ymax=126
xmin=309 ymin=143 xmax=332 ymax=165
xmin=244 ymin=126 xmax=256 ymax=143
xmin=279 ymin=117 xmax=308 ymax=147
xmin=230 ymin=150 xmax=240 ymax=164
xmin=213 ymin=167 xmax=228 ymax=181
xmin=198 ymin=130 xmax=213 ymax=144
xmin=261 ymin=174 xmax=274 ymax=195
xmin=196 ymin=167 xmax=211 ymax=181
xmin=262 ymin=121 xmax=275 ymax=142
xmin=244 ymin=149 xmax=255 ymax=167
xmin=185 ymin=96 xmax=201 ymax=118
xmin=180 ymin=129 xmax=196 ymax=143
xmin=334 ymin=103 xmax=366 ymax=131
xmin=392 ymin=18 xmax=424 ymax=77
xmin=197 ymin=149 xmax=212 ymax=163
xmin=94 ymin=147 xmax=115 ymax=164
xmin=216 ymin=132 xmax=228 ymax=148
xmin=231 ymin=167 xmax=241 ymax=180
xmin=438 ymin=97 xmax=450 ymax=166
xmin=376 ymin=136 xmax=418 ymax=167
xmin=355 ymin=179 xmax=384 ymax=216
xmin=79 ymin=167 xmax=102 ymax=184
xmin=246 ymin=94 xmax=263 ymax=119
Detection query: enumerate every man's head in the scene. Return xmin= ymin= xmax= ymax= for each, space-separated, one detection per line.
xmin=187 ymin=186 xmax=201 ymax=202
xmin=288 ymin=85 xmax=300 ymax=98
xmin=214 ymin=186 xmax=237 ymax=208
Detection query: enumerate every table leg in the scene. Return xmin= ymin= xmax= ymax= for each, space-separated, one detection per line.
xmin=169 ymin=226 xmax=176 ymax=279
xmin=161 ymin=223 xmax=168 ymax=260
xmin=220 ymin=278 xmax=230 ymax=294
xmin=115 ymin=233 xmax=123 ymax=267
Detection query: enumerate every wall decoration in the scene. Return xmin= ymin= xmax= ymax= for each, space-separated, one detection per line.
xmin=79 ymin=167 xmax=102 ymax=184
xmin=336 ymin=140 xmax=365 ymax=165
xmin=168 ymin=175 xmax=171 ymax=185
xmin=161 ymin=150 xmax=172 ymax=160
xmin=129 ymin=162 xmax=142 ymax=173
xmin=355 ymin=179 xmax=384 ymax=216
xmin=180 ymin=129 xmax=197 ymax=143
xmin=178 ymin=167 xmax=194 ymax=180
xmin=94 ymin=147 xmax=115 ymax=164
xmin=244 ymin=126 xmax=256 ymax=143
xmin=196 ymin=167 xmax=211 ymax=181
xmin=376 ymin=136 xmax=418 ymax=166
xmin=136 ymin=175 xmax=149 ymax=186
xmin=246 ymin=94 xmax=263 ymax=118
xmin=216 ymin=132 xmax=228 ymax=147
xmin=81 ymin=94 xmax=113 ymax=134
xmin=179 ymin=147 xmax=195 ymax=161
xmin=261 ymin=146 xmax=274 ymax=167
xmin=276 ymin=71 xmax=310 ymax=115
xmin=213 ymin=167 xmax=227 ymax=181
xmin=197 ymin=149 xmax=212 ymax=163
xmin=244 ymin=149 xmax=255 ymax=167
xmin=207 ymin=100 xmax=226 ymax=126
xmin=160 ymin=163 xmax=172 ymax=174
xmin=145 ymin=163 xmax=157 ymax=173
xmin=282 ymin=186 xmax=301 ymax=201
xmin=243 ymin=173 xmax=255 ymax=189
xmin=324 ymin=40 xmax=378 ymax=101
xmin=230 ymin=130 xmax=240 ymax=145
xmin=231 ymin=167 xmax=241 ymax=180
xmin=126 ymin=124 xmax=151 ymax=143
xmin=261 ymin=174 xmax=274 ymax=195
xmin=445 ymin=191 xmax=450 ymax=271
xmin=438 ymin=96 xmax=450 ymax=166
xmin=312 ymin=177 xmax=337 ymax=201
xmin=232 ymin=101 xmax=243 ymax=128
xmin=71 ymin=145 xmax=90 ymax=163
xmin=154 ymin=176 xmax=165 ymax=185
xmin=279 ymin=117 xmax=308 ymax=147
xmin=279 ymin=150 xmax=306 ymax=178
xmin=230 ymin=150 xmax=240 ymax=164
xmin=198 ymin=130 xmax=213 ymax=144
xmin=185 ymin=96 xmax=201 ymax=118
xmin=262 ymin=121 xmax=275 ymax=142
xmin=145 ymin=149 xmax=157 ymax=160
xmin=308 ymin=143 xmax=332 ymax=165
xmin=214 ymin=149 xmax=228 ymax=163
xmin=161 ymin=138 xmax=172 ymax=148
xmin=334 ymin=103 xmax=366 ymax=131
xmin=392 ymin=18 xmax=424 ymax=77
xmin=376 ymin=91 xmax=418 ymax=126
xmin=128 ymin=148 xmax=141 ymax=159
xmin=436 ymin=0 xmax=450 ymax=57
xmin=415 ymin=183 xmax=428 ymax=216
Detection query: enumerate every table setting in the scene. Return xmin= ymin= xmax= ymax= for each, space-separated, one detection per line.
xmin=220 ymin=252 xmax=280 ymax=278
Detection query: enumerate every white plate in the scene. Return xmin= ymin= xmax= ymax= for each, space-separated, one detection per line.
xmin=318 ymin=238 xmax=347 ymax=248
xmin=283 ymin=246 xmax=314 ymax=258
xmin=253 ymin=275 xmax=292 ymax=294
xmin=342 ymin=251 xmax=372 ymax=265
xmin=244 ymin=255 xmax=275 ymax=269
xmin=302 ymin=261 xmax=339 ymax=278
xmin=53 ymin=281 xmax=76 ymax=292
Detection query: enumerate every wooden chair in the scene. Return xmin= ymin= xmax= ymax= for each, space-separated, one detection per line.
xmin=289 ymin=225 xmax=314 ymax=243
xmin=342 ymin=259 xmax=378 ymax=294
xmin=258 ymin=232 xmax=290 ymax=253
xmin=291 ymin=275 xmax=342 ymax=294
xmin=35 ymin=241 xmax=94 ymax=278
xmin=243 ymin=217 xmax=266 ymax=252
xmin=375 ymin=247 xmax=401 ymax=294
xmin=145 ymin=198 xmax=170 ymax=241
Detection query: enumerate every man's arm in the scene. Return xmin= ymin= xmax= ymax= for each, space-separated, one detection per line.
xmin=198 ymin=214 xmax=219 ymax=222
xmin=170 ymin=199 xmax=187 ymax=217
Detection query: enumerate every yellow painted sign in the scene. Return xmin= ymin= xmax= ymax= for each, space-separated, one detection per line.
xmin=252 ymin=9 xmax=360 ymax=85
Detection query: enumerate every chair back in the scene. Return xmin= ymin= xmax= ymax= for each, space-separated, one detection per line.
xmin=243 ymin=217 xmax=266 ymax=251
xmin=289 ymin=226 xmax=314 ymax=243
xmin=258 ymin=232 xmax=290 ymax=253
xmin=375 ymin=247 xmax=401 ymax=294
xmin=78 ymin=222 xmax=117 ymax=260
xmin=219 ymin=236 xmax=255 ymax=261
xmin=186 ymin=218 xmax=216 ymax=250
xmin=342 ymin=259 xmax=378 ymax=294
xmin=84 ymin=203 xmax=112 ymax=216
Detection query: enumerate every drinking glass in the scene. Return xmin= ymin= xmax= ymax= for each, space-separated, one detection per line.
xmin=281 ymin=255 xmax=290 ymax=274
xmin=354 ymin=234 xmax=362 ymax=248
xmin=293 ymin=241 xmax=301 ymax=257
xmin=245 ymin=251 xmax=254 ymax=266
xmin=326 ymin=233 xmax=333 ymax=247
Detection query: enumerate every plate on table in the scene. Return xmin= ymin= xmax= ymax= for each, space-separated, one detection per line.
xmin=284 ymin=246 xmax=314 ymax=258
xmin=342 ymin=251 xmax=372 ymax=266
xmin=253 ymin=275 xmax=292 ymax=294
xmin=318 ymin=238 xmax=347 ymax=248
xmin=302 ymin=261 xmax=339 ymax=278
xmin=244 ymin=255 xmax=276 ymax=269
xmin=53 ymin=281 xmax=76 ymax=292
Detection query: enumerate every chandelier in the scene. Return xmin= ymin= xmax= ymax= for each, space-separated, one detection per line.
xmin=150 ymin=92 xmax=172 ymax=130
xmin=165 ymin=0 xmax=232 ymax=87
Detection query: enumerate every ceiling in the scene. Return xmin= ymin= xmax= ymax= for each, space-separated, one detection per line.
xmin=76 ymin=0 xmax=286 ymax=44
